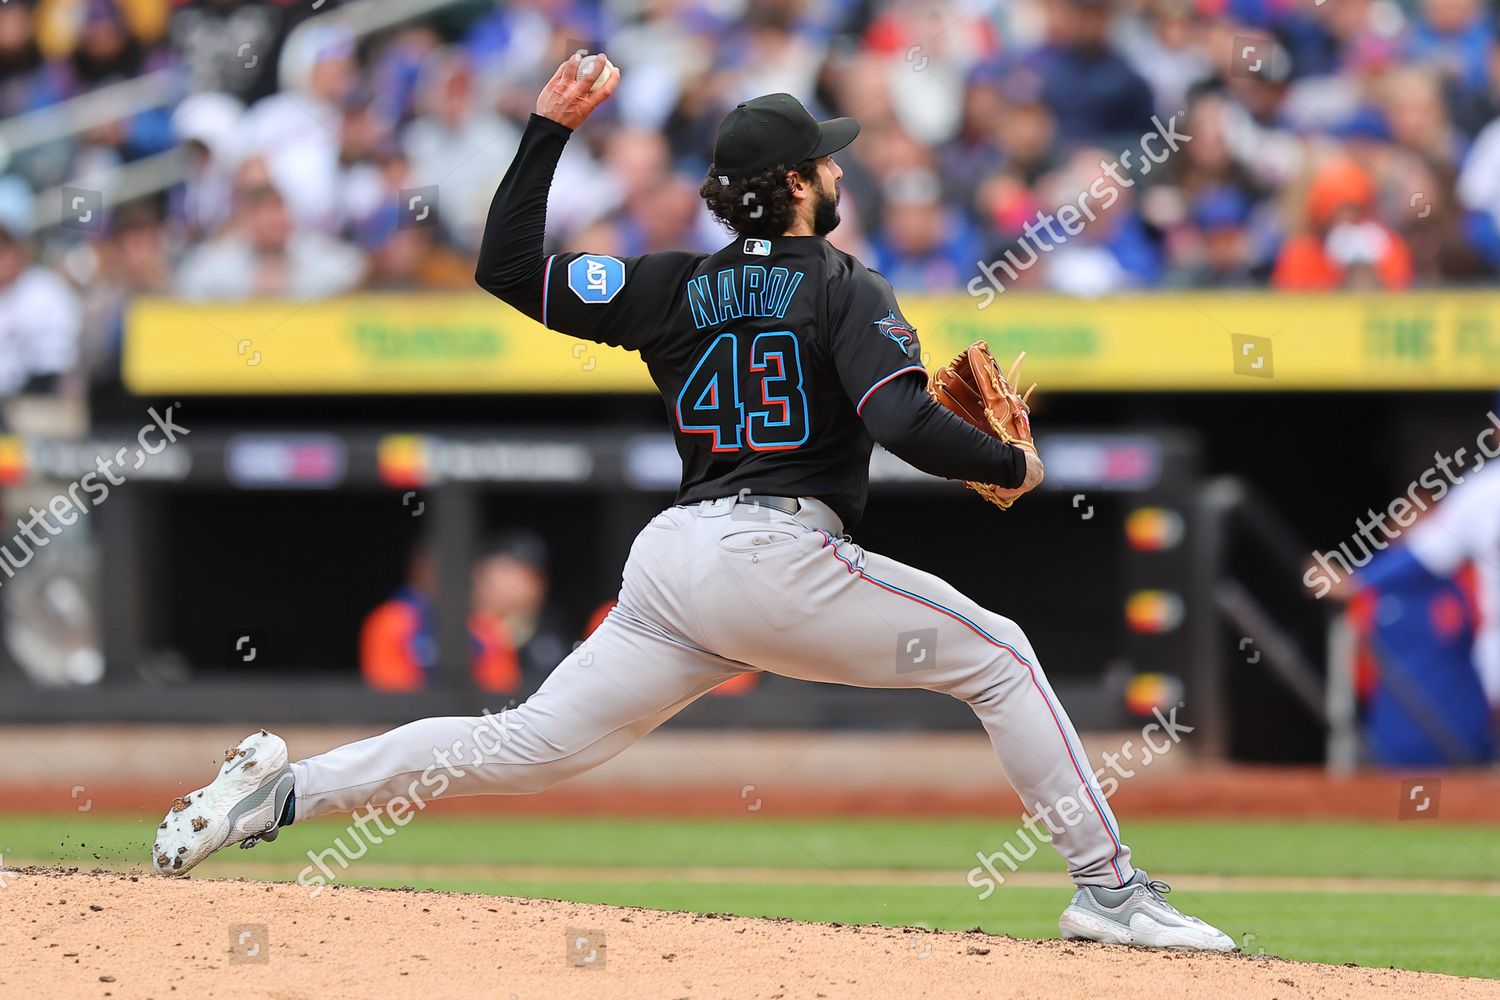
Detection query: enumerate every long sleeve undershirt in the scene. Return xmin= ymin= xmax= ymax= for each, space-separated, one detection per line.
xmin=859 ymin=373 xmax=1030 ymax=489
xmin=474 ymin=113 xmax=573 ymax=320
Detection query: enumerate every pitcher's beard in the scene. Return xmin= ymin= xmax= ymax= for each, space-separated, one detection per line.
xmin=812 ymin=182 xmax=842 ymax=237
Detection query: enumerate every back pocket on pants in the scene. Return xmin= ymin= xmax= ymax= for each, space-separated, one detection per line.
xmin=714 ymin=529 xmax=816 ymax=630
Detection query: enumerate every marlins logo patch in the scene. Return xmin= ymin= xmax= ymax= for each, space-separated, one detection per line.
xmin=567 ymin=254 xmax=625 ymax=303
xmin=873 ymin=309 xmax=916 ymax=353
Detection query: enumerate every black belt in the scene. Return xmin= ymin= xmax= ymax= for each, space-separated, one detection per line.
xmin=734 ymin=494 xmax=800 ymax=515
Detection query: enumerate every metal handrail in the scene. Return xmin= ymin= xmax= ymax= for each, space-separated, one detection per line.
xmin=278 ymin=0 xmax=473 ymax=92
xmin=27 ymin=150 xmax=186 ymax=234
xmin=1191 ymin=476 xmax=1362 ymax=765
xmin=1215 ymin=578 xmax=1331 ymax=722
xmin=7 ymin=0 xmax=472 ymax=232
xmin=0 ymin=70 xmax=182 ymax=170
xmin=1325 ymin=613 xmax=1359 ymax=773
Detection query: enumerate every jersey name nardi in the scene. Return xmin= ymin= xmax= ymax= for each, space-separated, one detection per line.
xmin=686 ymin=265 xmax=805 ymax=331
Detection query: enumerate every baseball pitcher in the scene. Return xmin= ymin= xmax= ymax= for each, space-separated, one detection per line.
xmin=152 ymin=54 xmax=1233 ymax=951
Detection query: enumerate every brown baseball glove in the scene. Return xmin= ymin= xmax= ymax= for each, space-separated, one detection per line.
xmin=928 ymin=341 xmax=1041 ymax=510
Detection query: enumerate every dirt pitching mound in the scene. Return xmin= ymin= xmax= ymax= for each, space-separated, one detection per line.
xmin=3 ymin=868 xmax=1495 ymax=1000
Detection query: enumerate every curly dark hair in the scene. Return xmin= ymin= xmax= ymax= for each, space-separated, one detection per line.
xmin=699 ymin=160 xmax=817 ymax=238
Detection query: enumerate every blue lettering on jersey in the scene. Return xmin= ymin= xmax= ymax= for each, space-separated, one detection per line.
xmin=567 ymin=254 xmax=625 ymax=303
xmin=776 ymin=268 xmax=804 ymax=315
xmin=762 ymin=266 xmax=804 ymax=319
xmin=686 ymin=266 xmax=806 ymax=330
xmin=716 ymin=268 xmax=742 ymax=322
xmin=742 ymin=266 xmax=766 ymax=317
xmin=686 ymin=275 xmax=716 ymax=328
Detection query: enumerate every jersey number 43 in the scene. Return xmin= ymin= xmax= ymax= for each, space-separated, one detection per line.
xmin=675 ymin=331 xmax=809 ymax=452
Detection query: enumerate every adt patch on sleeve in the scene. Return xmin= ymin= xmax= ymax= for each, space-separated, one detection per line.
xmin=567 ymin=254 xmax=625 ymax=303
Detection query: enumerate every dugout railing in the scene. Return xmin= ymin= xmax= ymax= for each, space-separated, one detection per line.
xmin=1188 ymin=477 xmax=1359 ymax=765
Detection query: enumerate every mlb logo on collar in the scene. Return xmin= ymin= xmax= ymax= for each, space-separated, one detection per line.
xmin=568 ymin=254 xmax=625 ymax=303
xmin=743 ymin=238 xmax=771 ymax=257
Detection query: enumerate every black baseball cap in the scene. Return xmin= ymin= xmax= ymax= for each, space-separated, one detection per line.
xmin=712 ymin=94 xmax=860 ymax=180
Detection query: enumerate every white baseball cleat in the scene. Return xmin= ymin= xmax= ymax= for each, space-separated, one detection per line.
xmin=151 ymin=730 xmax=295 ymax=877
xmin=1059 ymin=870 xmax=1236 ymax=951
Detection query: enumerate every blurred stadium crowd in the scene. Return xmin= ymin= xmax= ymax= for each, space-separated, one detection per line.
xmin=3 ymin=0 xmax=1500 ymax=398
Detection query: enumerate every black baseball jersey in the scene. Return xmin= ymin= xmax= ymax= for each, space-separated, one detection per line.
xmin=540 ymin=238 xmax=926 ymax=526
xmin=477 ymin=115 xmax=1022 ymax=527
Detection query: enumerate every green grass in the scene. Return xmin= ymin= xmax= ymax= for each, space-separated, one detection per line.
xmin=6 ymin=814 xmax=1499 ymax=977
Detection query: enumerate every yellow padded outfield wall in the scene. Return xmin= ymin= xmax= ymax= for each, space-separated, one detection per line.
xmin=123 ymin=291 xmax=1500 ymax=394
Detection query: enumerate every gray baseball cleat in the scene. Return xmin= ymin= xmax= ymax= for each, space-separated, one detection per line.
xmin=1059 ymin=870 xmax=1236 ymax=951
xmin=152 ymin=730 xmax=295 ymax=877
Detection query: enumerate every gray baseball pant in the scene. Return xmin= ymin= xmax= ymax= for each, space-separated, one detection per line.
xmin=290 ymin=496 xmax=1134 ymax=887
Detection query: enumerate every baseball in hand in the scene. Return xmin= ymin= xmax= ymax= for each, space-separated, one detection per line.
xmin=576 ymin=54 xmax=616 ymax=93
